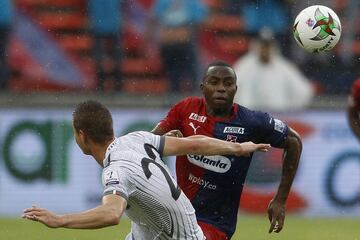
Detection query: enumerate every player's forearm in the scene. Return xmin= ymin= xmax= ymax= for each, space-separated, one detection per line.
xmin=274 ymin=131 xmax=302 ymax=203
xmin=59 ymin=205 xmax=121 ymax=229
xmin=186 ymin=135 xmax=240 ymax=156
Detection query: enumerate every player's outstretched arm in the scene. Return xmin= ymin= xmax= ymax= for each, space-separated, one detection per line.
xmin=22 ymin=194 xmax=126 ymax=229
xmin=162 ymin=135 xmax=270 ymax=157
xmin=268 ymin=127 xmax=302 ymax=234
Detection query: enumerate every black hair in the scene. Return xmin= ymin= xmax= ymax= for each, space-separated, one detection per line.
xmin=203 ymin=60 xmax=236 ymax=79
xmin=73 ymin=100 xmax=114 ymax=143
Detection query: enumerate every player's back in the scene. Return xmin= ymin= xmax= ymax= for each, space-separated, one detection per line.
xmin=102 ymin=131 xmax=204 ymax=240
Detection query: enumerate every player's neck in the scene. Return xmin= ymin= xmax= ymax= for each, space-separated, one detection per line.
xmin=91 ymin=138 xmax=116 ymax=167
xmin=207 ymin=105 xmax=233 ymax=118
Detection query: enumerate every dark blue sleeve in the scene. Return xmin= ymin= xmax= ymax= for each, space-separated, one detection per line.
xmin=253 ymin=111 xmax=288 ymax=147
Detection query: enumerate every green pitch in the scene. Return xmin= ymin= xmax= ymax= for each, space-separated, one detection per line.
xmin=1 ymin=216 xmax=360 ymax=240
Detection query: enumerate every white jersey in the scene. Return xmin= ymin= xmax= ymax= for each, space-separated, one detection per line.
xmin=102 ymin=131 xmax=204 ymax=240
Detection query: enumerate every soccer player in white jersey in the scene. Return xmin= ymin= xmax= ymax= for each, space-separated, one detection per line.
xmin=22 ymin=100 xmax=270 ymax=240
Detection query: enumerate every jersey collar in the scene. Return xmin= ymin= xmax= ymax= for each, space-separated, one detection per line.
xmin=103 ymin=138 xmax=119 ymax=167
xmin=206 ymin=103 xmax=238 ymax=122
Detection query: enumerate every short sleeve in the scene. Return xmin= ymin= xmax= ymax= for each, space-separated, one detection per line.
xmin=102 ymin=165 xmax=130 ymax=200
xmin=254 ymin=112 xmax=288 ymax=147
xmin=129 ymin=131 xmax=165 ymax=157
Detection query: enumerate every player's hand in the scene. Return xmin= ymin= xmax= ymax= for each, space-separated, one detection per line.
xmin=22 ymin=205 xmax=62 ymax=228
xmin=164 ymin=129 xmax=183 ymax=138
xmin=236 ymin=141 xmax=270 ymax=156
xmin=267 ymin=199 xmax=286 ymax=234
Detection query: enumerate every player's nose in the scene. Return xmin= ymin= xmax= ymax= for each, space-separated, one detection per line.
xmin=216 ymin=83 xmax=226 ymax=92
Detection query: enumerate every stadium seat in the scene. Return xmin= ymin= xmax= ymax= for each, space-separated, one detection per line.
xmin=122 ymin=58 xmax=163 ymax=76
xmin=34 ymin=12 xmax=87 ymax=30
xmin=58 ymin=35 xmax=93 ymax=52
xmin=215 ymin=36 xmax=249 ymax=55
xmin=123 ymin=28 xmax=144 ymax=54
xmin=203 ymin=14 xmax=244 ymax=32
xmin=202 ymin=0 xmax=223 ymax=10
xmin=123 ymin=78 xmax=168 ymax=94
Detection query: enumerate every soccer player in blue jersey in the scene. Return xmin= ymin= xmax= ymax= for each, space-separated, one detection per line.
xmin=152 ymin=61 xmax=303 ymax=239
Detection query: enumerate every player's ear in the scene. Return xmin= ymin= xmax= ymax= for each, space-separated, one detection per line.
xmin=79 ymin=129 xmax=87 ymax=143
xmin=200 ymin=82 xmax=204 ymax=92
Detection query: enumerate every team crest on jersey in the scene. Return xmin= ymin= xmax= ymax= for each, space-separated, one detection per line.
xmin=226 ymin=135 xmax=237 ymax=142
xmin=189 ymin=113 xmax=207 ymax=123
xmin=104 ymin=169 xmax=120 ymax=186
xmin=274 ymin=119 xmax=286 ymax=133
xmin=223 ymin=126 xmax=245 ymax=134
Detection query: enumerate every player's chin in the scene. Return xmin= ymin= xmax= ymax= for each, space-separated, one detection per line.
xmin=212 ymin=98 xmax=231 ymax=106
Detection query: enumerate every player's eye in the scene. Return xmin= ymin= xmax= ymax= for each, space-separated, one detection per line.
xmin=224 ymin=81 xmax=234 ymax=87
xmin=207 ymin=79 xmax=219 ymax=85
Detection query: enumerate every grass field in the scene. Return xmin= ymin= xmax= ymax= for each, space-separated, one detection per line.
xmin=1 ymin=216 xmax=360 ymax=240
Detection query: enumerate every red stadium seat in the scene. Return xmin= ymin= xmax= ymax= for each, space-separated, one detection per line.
xmin=202 ymin=0 xmax=223 ymax=10
xmin=58 ymin=35 xmax=93 ymax=52
xmin=34 ymin=12 xmax=87 ymax=30
xmin=203 ymin=14 xmax=244 ymax=32
xmin=215 ymin=36 xmax=249 ymax=55
xmin=122 ymin=58 xmax=163 ymax=75
xmin=123 ymin=28 xmax=144 ymax=53
xmin=123 ymin=78 xmax=168 ymax=94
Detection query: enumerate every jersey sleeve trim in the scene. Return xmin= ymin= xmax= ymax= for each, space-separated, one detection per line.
xmin=103 ymin=190 xmax=128 ymax=200
xmin=159 ymin=136 xmax=165 ymax=157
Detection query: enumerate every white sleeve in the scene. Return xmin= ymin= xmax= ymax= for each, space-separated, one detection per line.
xmin=102 ymin=164 xmax=130 ymax=200
xmin=129 ymin=131 xmax=165 ymax=156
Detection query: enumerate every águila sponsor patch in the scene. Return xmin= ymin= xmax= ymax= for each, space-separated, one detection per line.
xmin=223 ymin=126 xmax=245 ymax=134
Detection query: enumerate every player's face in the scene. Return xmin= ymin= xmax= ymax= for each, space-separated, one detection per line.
xmin=72 ymin=124 xmax=91 ymax=155
xmin=201 ymin=66 xmax=237 ymax=110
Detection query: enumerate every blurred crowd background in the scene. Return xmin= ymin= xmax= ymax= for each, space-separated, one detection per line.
xmin=1 ymin=0 xmax=360 ymax=225
xmin=0 ymin=0 xmax=358 ymax=104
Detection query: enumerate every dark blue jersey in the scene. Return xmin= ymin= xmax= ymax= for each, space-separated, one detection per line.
xmin=158 ymin=97 xmax=288 ymax=238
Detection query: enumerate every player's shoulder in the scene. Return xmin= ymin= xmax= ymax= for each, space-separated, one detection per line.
xmin=234 ymin=103 xmax=271 ymax=125
xmin=171 ymin=96 xmax=204 ymax=112
xmin=120 ymin=131 xmax=156 ymax=144
xmin=234 ymin=103 xmax=269 ymax=119
xmin=123 ymin=130 xmax=152 ymax=138
xmin=176 ymin=96 xmax=203 ymax=106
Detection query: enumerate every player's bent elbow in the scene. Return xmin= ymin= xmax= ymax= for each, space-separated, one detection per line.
xmin=105 ymin=212 xmax=121 ymax=226
xmin=288 ymin=128 xmax=302 ymax=149
xmin=102 ymin=206 xmax=123 ymax=226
